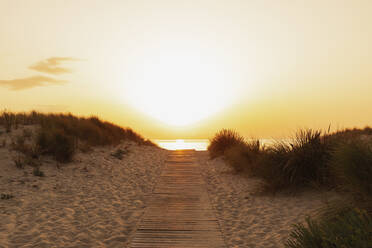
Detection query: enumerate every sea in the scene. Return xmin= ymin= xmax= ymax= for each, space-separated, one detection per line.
xmin=152 ymin=139 xmax=289 ymax=151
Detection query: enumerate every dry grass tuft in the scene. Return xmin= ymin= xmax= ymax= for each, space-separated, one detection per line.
xmin=0 ymin=110 xmax=157 ymax=163
xmin=208 ymin=129 xmax=246 ymax=159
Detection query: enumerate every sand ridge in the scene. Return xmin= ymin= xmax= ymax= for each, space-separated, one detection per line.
xmin=0 ymin=137 xmax=168 ymax=248
xmin=197 ymin=151 xmax=339 ymax=248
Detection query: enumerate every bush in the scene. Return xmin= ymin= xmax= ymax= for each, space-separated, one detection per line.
xmin=258 ymin=129 xmax=332 ymax=190
xmin=1 ymin=111 xmax=14 ymax=132
xmin=37 ymin=128 xmax=76 ymax=163
xmin=285 ymin=129 xmax=331 ymax=186
xmin=254 ymin=142 xmax=292 ymax=190
xmin=285 ymin=208 xmax=372 ymax=248
xmin=208 ymin=129 xmax=246 ymax=158
xmin=224 ymin=139 xmax=262 ymax=173
xmin=330 ymin=140 xmax=372 ymax=210
xmin=209 ymin=129 xmax=333 ymax=190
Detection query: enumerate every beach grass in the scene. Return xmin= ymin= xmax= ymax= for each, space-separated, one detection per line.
xmin=285 ymin=207 xmax=372 ymax=248
xmin=207 ymin=129 xmax=246 ymax=159
xmin=1 ymin=110 xmax=156 ymax=163
xmin=209 ymin=127 xmax=372 ymax=247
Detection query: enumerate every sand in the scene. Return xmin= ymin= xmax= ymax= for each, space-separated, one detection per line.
xmin=0 ymin=126 xmax=339 ymax=248
xmin=197 ymin=151 xmax=339 ymax=248
xmin=0 ymin=127 xmax=169 ymax=248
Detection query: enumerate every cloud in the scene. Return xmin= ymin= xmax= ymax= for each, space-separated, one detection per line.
xmin=0 ymin=75 xmax=67 ymax=90
xmin=29 ymin=57 xmax=79 ymax=75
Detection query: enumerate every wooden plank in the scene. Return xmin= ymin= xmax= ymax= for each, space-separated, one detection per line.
xmin=129 ymin=150 xmax=226 ymax=248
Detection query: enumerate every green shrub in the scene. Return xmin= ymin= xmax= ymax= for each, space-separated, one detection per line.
xmin=258 ymin=129 xmax=332 ymax=190
xmin=37 ymin=128 xmax=76 ymax=163
xmin=285 ymin=129 xmax=331 ymax=186
xmin=208 ymin=129 xmax=246 ymax=159
xmin=285 ymin=208 xmax=372 ymax=248
xmin=330 ymin=140 xmax=372 ymax=210
xmin=1 ymin=111 xmax=155 ymax=158
xmin=224 ymin=139 xmax=263 ymax=173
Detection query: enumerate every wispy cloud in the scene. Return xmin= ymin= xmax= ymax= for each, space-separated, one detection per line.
xmin=0 ymin=76 xmax=67 ymax=90
xmin=29 ymin=57 xmax=79 ymax=75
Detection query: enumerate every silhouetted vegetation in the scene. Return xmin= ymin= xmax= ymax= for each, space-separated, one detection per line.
xmin=285 ymin=207 xmax=372 ymax=248
xmin=208 ymin=129 xmax=246 ymax=159
xmin=258 ymin=129 xmax=333 ymax=190
xmin=37 ymin=128 xmax=76 ymax=163
xmin=224 ymin=139 xmax=263 ymax=173
xmin=209 ymin=127 xmax=372 ymax=191
xmin=330 ymin=140 xmax=372 ymax=212
xmin=0 ymin=110 xmax=156 ymax=163
xmin=209 ymin=127 xmax=372 ymax=247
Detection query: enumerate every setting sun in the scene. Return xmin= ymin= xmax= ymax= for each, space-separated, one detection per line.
xmin=124 ymin=49 xmax=237 ymax=126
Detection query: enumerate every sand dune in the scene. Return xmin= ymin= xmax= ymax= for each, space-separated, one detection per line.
xmin=0 ymin=137 xmax=168 ymax=248
xmin=197 ymin=151 xmax=339 ymax=248
xmin=0 ymin=127 xmax=341 ymax=248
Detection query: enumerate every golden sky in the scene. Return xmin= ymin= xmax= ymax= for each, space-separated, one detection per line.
xmin=1 ymin=0 xmax=372 ymax=139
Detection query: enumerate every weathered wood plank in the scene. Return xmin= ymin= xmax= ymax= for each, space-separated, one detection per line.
xmin=129 ymin=150 xmax=226 ymax=248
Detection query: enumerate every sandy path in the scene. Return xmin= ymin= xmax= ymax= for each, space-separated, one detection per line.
xmin=197 ymin=151 xmax=338 ymax=248
xmin=0 ymin=141 xmax=168 ymax=248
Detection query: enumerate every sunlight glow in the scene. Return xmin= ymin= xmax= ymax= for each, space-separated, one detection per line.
xmin=155 ymin=139 xmax=209 ymax=151
xmin=124 ymin=49 xmax=237 ymax=126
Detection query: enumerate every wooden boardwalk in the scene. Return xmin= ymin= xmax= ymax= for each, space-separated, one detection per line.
xmin=130 ymin=150 xmax=226 ymax=248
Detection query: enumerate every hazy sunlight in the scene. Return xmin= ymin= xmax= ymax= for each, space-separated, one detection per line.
xmin=155 ymin=139 xmax=209 ymax=151
xmin=124 ymin=50 xmax=237 ymax=126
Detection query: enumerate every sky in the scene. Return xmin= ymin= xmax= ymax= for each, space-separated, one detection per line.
xmin=1 ymin=0 xmax=372 ymax=139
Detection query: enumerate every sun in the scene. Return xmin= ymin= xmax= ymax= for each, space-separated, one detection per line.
xmin=123 ymin=50 xmax=236 ymax=126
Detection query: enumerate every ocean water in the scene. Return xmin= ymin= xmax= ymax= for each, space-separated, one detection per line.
xmin=153 ymin=138 xmax=290 ymax=151
xmin=153 ymin=139 xmax=209 ymax=151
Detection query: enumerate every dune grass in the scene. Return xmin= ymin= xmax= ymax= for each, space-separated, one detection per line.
xmin=209 ymin=127 xmax=372 ymax=247
xmin=209 ymin=128 xmax=333 ymax=190
xmin=329 ymin=140 xmax=372 ymax=212
xmin=1 ymin=110 xmax=156 ymax=163
xmin=259 ymin=129 xmax=333 ymax=190
xmin=285 ymin=131 xmax=372 ymax=248
xmin=285 ymin=207 xmax=372 ymax=248
xmin=224 ymin=139 xmax=263 ymax=173
xmin=209 ymin=127 xmax=372 ymax=191
xmin=208 ymin=129 xmax=246 ymax=159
